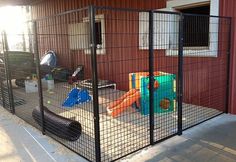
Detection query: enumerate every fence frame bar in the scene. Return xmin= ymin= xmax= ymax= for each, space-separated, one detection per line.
xmin=89 ymin=5 xmax=101 ymax=162
xmin=225 ymin=17 xmax=232 ymax=114
xmin=2 ymin=31 xmax=15 ymax=114
xmin=177 ymin=13 xmax=184 ymax=135
xmin=148 ymin=10 xmax=155 ymax=145
xmin=33 ymin=21 xmax=45 ymax=134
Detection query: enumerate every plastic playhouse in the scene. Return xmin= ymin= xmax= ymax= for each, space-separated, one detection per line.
xmin=107 ymin=71 xmax=176 ymax=117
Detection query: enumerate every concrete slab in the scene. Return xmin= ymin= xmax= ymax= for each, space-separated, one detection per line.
xmin=1 ymin=107 xmax=236 ymax=162
xmin=0 ymin=108 xmax=87 ymax=162
xmin=121 ymin=114 xmax=236 ymax=162
xmin=13 ymin=83 xmax=222 ymax=161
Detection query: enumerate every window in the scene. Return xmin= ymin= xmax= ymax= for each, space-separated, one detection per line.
xmin=95 ymin=21 xmax=102 ymax=48
xmin=68 ymin=14 xmax=105 ymax=54
xmin=139 ymin=0 xmax=220 ymax=57
xmin=179 ymin=5 xmax=210 ymax=47
xmin=139 ymin=9 xmax=178 ymax=50
xmin=168 ymin=0 xmax=219 ymax=57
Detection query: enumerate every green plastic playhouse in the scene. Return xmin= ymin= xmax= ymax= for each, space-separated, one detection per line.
xmin=129 ymin=72 xmax=176 ymax=115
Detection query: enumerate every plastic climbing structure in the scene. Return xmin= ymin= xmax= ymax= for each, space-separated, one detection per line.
xmin=107 ymin=71 xmax=176 ymax=117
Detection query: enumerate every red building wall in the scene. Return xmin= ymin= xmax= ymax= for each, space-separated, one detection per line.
xmin=220 ymin=0 xmax=236 ymax=114
xmin=31 ymin=0 xmax=166 ymax=19
xmin=31 ymin=0 xmax=166 ymax=87
xmin=31 ymin=0 xmax=230 ymax=112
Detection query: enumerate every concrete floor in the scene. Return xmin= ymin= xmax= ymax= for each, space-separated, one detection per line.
xmin=1 ymin=107 xmax=236 ymax=162
xmin=122 ymin=114 xmax=236 ymax=162
xmin=12 ymin=83 xmax=222 ymax=161
xmin=0 ymin=108 xmax=87 ymax=162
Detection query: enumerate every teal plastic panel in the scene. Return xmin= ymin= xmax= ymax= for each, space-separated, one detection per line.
xmin=140 ymin=74 xmax=176 ymax=115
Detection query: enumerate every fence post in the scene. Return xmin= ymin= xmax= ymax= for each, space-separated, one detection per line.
xmin=177 ymin=14 xmax=184 ymax=135
xmin=2 ymin=31 xmax=15 ymax=114
xmin=33 ymin=21 xmax=45 ymax=135
xmin=1 ymin=33 xmax=7 ymax=109
xmin=0 ymin=70 xmax=6 ymax=108
xmin=89 ymin=6 xmax=101 ymax=162
xmin=225 ymin=18 xmax=232 ymax=114
xmin=149 ymin=10 xmax=154 ymax=145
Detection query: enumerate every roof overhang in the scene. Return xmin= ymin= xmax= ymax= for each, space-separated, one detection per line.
xmin=0 ymin=0 xmax=43 ymax=6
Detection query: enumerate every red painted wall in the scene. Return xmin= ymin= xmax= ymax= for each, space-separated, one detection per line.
xmin=31 ymin=0 xmax=166 ymax=87
xmin=32 ymin=0 xmax=230 ymax=112
xmin=31 ymin=0 xmax=166 ymax=19
xmin=220 ymin=0 xmax=236 ymax=114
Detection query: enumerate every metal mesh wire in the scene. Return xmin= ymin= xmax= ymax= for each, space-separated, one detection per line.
xmin=95 ymin=8 xmax=150 ymax=161
xmin=181 ymin=14 xmax=231 ymax=130
xmin=36 ymin=8 xmax=96 ymax=161
xmin=152 ymin=11 xmax=180 ymax=142
xmin=0 ymin=34 xmax=14 ymax=113
xmin=0 ymin=6 xmax=231 ymax=162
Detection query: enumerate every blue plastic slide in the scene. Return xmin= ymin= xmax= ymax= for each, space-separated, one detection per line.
xmin=62 ymin=88 xmax=91 ymax=107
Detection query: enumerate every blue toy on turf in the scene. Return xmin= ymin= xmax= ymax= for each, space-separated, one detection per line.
xmin=62 ymin=88 xmax=91 ymax=107
xmin=77 ymin=89 xmax=92 ymax=104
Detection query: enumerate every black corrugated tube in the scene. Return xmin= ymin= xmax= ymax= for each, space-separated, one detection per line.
xmin=32 ymin=106 xmax=82 ymax=141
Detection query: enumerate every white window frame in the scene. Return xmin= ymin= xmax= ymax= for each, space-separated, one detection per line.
xmin=83 ymin=14 xmax=106 ymax=55
xmin=68 ymin=22 xmax=89 ymax=50
xmin=139 ymin=11 xmax=176 ymax=50
xmin=166 ymin=0 xmax=219 ymax=57
xmin=68 ymin=14 xmax=106 ymax=55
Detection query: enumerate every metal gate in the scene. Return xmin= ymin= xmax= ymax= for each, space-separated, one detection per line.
xmin=92 ymin=7 xmax=231 ymax=161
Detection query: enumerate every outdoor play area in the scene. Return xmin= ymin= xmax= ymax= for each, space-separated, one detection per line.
xmin=0 ymin=6 xmax=231 ymax=162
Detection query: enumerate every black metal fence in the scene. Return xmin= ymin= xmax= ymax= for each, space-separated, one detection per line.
xmin=0 ymin=6 xmax=231 ymax=162
xmin=0 ymin=32 xmax=15 ymax=113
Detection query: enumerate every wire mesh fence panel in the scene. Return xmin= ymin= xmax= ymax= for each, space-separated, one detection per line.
xmin=152 ymin=11 xmax=180 ymax=142
xmin=36 ymin=7 xmax=96 ymax=162
xmin=3 ymin=21 xmax=43 ymax=129
xmin=181 ymin=14 xmax=231 ymax=130
xmin=0 ymin=33 xmax=14 ymax=113
xmin=95 ymin=7 xmax=151 ymax=162
xmin=0 ymin=5 xmax=232 ymax=162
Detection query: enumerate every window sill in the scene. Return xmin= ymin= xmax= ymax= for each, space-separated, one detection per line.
xmin=166 ymin=48 xmax=217 ymax=57
xmin=183 ymin=46 xmax=209 ymax=50
xmin=84 ymin=49 xmax=106 ymax=55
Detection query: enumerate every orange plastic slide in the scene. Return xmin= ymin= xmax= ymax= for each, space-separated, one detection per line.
xmin=107 ymin=89 xmax=140 ymax=117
